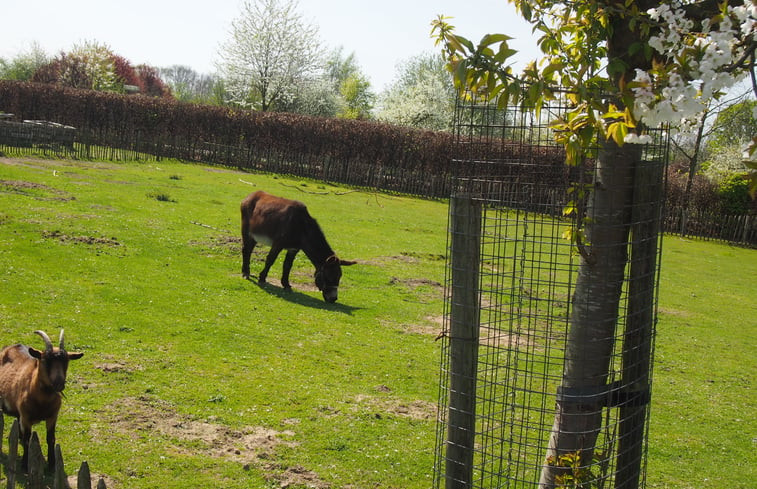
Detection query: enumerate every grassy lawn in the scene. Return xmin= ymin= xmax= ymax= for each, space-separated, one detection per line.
xmin=0 ymin=156 xmax=754 ymax=488
xmin=649 ymin=238 xmax=756 ymax=488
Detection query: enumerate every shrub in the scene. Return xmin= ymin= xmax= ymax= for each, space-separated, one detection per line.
xmin=717 ymin=173 xmax=751 ymax=214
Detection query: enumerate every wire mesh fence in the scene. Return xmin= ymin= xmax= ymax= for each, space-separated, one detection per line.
xmin=434 ymin=94 xmax=669 ymax=488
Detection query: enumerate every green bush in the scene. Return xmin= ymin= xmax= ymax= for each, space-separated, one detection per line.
xmin=717 ymin=173 xmax=751 ymax=214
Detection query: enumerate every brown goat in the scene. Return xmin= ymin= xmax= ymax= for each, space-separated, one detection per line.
xmin=0 ymin=330 xmax=83 ymax=471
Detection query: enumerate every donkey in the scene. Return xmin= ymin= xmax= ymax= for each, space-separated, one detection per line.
xmin=241 ymin=191 xmax=356 ymax=303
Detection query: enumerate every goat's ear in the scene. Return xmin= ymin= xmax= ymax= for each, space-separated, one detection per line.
xmin=28 ymin=347 xmax=43 ymax=359
xmin=68 ymin=352 xmax=84 ymax=360
xmin=340 ymin=259 xmax=357 ymax=266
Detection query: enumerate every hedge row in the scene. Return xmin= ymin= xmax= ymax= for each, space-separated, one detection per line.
xmin=0 ymin=81 xmax=569 ymax=198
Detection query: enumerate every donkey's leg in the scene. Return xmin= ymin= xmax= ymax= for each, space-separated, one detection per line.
xmin=241 ymin=224 xmax=257 ymax=279
xmin=281 ymin=249 xmax=299 ymax=290
xmin=259 ymin=245 xmax=283 ymax=284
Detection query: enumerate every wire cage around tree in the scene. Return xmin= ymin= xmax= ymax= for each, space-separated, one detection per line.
xmin=433 ymin=93 xmax=669 ymax=489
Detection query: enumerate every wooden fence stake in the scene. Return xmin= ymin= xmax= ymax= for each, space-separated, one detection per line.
xmin=53 ymin=444 xmax=68 ymax=489
xmin=445 ymin=195 xmax=482 ymax=489
xmin=27 ymin=432 xmax=45 ymax=489
xmin=3 ymin=422 xmax=104 ymax=489
xmin=7 ymin=420 xmax=18 ymax=489
xmin=78 ymin=461 xmax=91 ymax=489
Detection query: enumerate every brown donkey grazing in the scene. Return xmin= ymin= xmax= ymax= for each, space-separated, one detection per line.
xmin=241 ymin=190 xmax=356 ymax=303
xmin=0 ymin=330 xmax=84 ymax=471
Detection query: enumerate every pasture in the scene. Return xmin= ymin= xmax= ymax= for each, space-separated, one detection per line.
xmin=0 ymin=156 xmax=754 ymax=488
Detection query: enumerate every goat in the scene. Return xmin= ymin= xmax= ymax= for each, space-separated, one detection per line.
xmin=0 ymin=330 xmax=83 ymax=471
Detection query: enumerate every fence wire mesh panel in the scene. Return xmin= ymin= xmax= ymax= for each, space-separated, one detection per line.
xmin=434 ymin=94 xmax=669 ymax=489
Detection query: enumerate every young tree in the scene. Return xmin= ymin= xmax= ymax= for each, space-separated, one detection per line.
xmin=377 ymin=52 xmax=456 ymax=131
xmin=0 ymin=43 xmax=49 ymax=81
xmin=434 ymin=1 xmax=755 ymax=487
xmin=216 ymin=0 xmax=323 ymax=111
xmin=324 ymin=47 xmax=376 ymax=119
xmin=339 ymin=72 xmax=374 ymax=119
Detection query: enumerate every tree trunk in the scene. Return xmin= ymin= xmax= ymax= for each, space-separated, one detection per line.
xmin=680 ymin=109 xmax=708 ymax=236
xmin=539 ymin=139 xmax=641 ymax=487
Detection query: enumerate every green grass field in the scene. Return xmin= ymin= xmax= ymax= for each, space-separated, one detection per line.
xmin=0 ymin=156 xmax=754 ymax=488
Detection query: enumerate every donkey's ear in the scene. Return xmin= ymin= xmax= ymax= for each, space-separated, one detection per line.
xmin=340 ymin=259 xmax=357 ymax=266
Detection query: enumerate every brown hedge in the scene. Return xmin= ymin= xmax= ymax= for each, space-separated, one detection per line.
xmin=0 ymin=80 xmax=569 ymax=198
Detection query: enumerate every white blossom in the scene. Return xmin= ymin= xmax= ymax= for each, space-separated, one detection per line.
xmin=624 ymin=132 xmax=653 ymax=144
xmin=632 ymin=3 xmax=757 ymax=135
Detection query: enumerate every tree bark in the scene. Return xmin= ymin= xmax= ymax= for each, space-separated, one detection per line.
xmin=680 ymin=109 xmax=708 ymax=236
xmin=539 ymin=139 xmax=640 ymax=487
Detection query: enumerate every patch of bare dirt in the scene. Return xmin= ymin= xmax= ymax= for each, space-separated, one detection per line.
xmin=42 ymin=229 xmax=120 ymax=247
xmin=351 ymin=393 xmax=437 ymax=421
xmin=389 ymin=277 xmax=443 ymax=290
xmin=479 ymin=330 xmax=538 ymax=350
xmin=93 ymin=355 xmax=142 ymax=374
xmin=67 ymin=472 xmax=117 ymax=489
xmin=261 ymin=462 xmax=330 ymax=489
xmin=396 ymin=315 xmax=444 ymax=337
xmin=363 ymin=252 xmax=445 ymax=267
xmin=0 ymin=179 xmax=75 ymax=201
xmin=190 ymin=234 xmax=241 ymax=256
xmin=101 ymin=396 xmax=295 ymax=461
xmin=97 ymin=396 xmax=331 ymax=488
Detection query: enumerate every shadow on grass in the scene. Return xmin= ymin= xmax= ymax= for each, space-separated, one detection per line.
xmin=247 ymin=277 xmax=362 ymax=315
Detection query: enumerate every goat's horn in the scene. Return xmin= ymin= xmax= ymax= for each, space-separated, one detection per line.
xmin=59 ymin=329 xmax=65 ymax=349
xmin=34 ymin=330 xmax=54 ymax=353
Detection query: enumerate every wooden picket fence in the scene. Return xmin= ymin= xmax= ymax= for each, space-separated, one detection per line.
xmin=663 ymin=209 xmax=757 ymax=246
xmin=0 ymin=416 xmax=107 ymax=489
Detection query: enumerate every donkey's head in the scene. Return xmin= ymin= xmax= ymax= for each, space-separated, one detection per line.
xmin=315 ymin=255 xmax=357 ymax=303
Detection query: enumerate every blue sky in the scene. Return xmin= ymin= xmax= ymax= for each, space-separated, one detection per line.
xmin=0 ymin=0 xmax=539 ymax=91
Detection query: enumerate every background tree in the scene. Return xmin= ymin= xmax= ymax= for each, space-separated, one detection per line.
xmin=275 ymin=77 xmax=343 ymax=117
xmin=216 ymin=0 xmax=323 ymax=111
xmin=0 ymin=43 xmax=49 ymax=81
xmin=159 ymin=65 xmax=223 ymax=104
xmin=705 ymin=97 xmax=757 ymax=176
xmin=30 ymin=41 xmax=169 ymax=96
xmin=434 ymin=1 xmax=755 ymax=487
xmin=377 ymin=52 xmax=455 ymax=131
xmin=273 ymin=46 xmax=375 ymax=118
xmin=670 ymin=92 xmax=755 ymax=234
xmin=324 ymin=47 xmax=375 ymax=119
xmin=337 ymin=71 xmax=374 ymax=119
xmin=33 ymin=41 xmax=121 ymax=91
xmin=135 ymin=64 xmax=171 ymax=98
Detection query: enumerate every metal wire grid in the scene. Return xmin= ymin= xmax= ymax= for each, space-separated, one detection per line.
xmin=434 ymin=96 xmax=667 ymax=488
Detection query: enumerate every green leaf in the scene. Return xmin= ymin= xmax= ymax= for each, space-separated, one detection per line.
xmin=480 ymin=33 xmax=513 ymax=46
xmin=606 ymin=121 xmax=629 ymax=145
xmin=521 ymin=2 xmax=532 ymax=21
xmin=494 ymin=46 xmax=518 ymax=63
